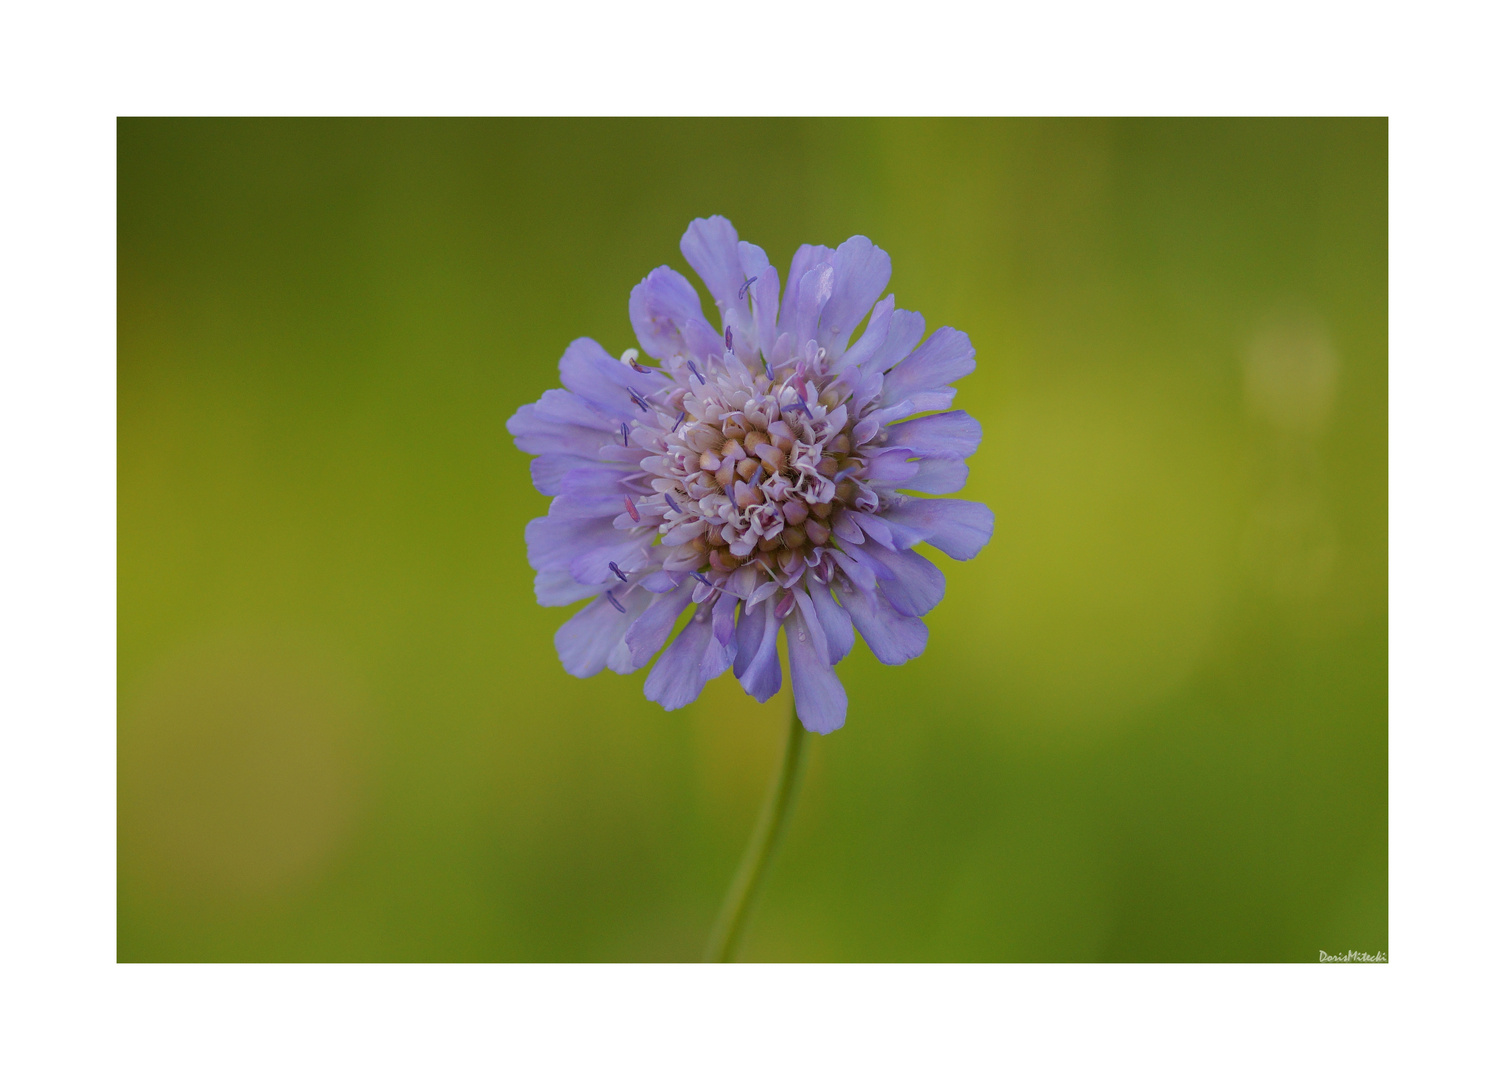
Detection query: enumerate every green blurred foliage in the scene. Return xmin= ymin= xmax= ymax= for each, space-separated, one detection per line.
xmin=118 ymin=118 xmax=1386 ymax=962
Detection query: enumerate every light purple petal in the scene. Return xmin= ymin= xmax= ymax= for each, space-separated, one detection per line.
xmin=568 ymin=534 xmax=655 ymax=587
xmin=623 ymin=578 xmax=696 ymax=668
xmin=557 ymin=337 xmax=671 ymax=421
xmin=786 ymin=605 xmax=847 ymax=734
xmin=838 ymin=579 xmax=929 ymax=665
xmin=506 ymin=403 xmax=612 ymax=459
xmin=881 ymin=497 xmax=995 ymax=560
xmin=529 ymin=454 xmax=627 ymax=496
xmin=535 ymin=570 xmax=602 ymax=607
xmin=749 ymin=264 xmax=781 ymax=363
xmin=862 ymin=447 xmax=921 ymax=489
xmin=629 ymin=267 xmax=723 ymax=361
xmin=777 ymin=244 xmax=836 ymax=341
xmin=906 ymin=454 xmax=969 ymax=495
xmin=819 ymin=236 xmax=892 ymax=354
xmin=885 ymin=410 xmax=984 ymax=458
xmin=643 ymin=602 xmax=717 ymax=710
xmin=681 ymin=216 xmax=771 ymax=342
xmin=555 ymin=589 xmax=651 ymax=677
xmin=836 ymin=295 xmax=894 ymax=371
xmin=793 ymin=263 xmax=834 ymax=349
xmin=805 ymin=582 xmax=855 ymax=665
xmin=733 ymin=599 xmax=783 ymax=701
xmin=865 ymin=308 xmax=927 ymax=373
xmin=525 ymin=515 xmax=621 ymax=574
xmin=880 ymin=327 xmax=976 ymax=406
xmin=864 ymin=543 xmax=946 ymax=616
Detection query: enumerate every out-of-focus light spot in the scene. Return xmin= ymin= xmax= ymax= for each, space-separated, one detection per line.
xmin=119 ymin=635 xmax=369 ymax=904
xmin=1243 ymin=312 xmax=1339 ymax=433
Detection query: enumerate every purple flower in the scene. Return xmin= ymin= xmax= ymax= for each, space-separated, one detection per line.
xmin=507 ymin=217 xmax=993 ymax=734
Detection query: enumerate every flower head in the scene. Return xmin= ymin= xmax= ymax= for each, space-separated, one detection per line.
xmin=507 ymin=217 xmax=993 ymax=733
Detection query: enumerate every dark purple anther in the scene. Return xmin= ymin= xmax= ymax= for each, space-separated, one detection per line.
xmin=664 ymin=492 xmax=681 ymax=513
xmin=620 ymin=422 xmax=630 ymax=447
xmin=687 ymin=359 xmax=705 ymax=384
xmin=608 ymin=561 xmax=628 ymax=582
xmin=672 ymin=410 xmax=685 ymax=432
xmin=605 ymin=590 xmax=626 ymax=614
xmin=692 ymin=571 xmax=712 ymax=587
xmin=724 ymin=326 xmax=734 ymax=350
xmin=835 ymin=466 xmax=858 ymax=482
xmin=752 ymin=464 xmax=765 ymax=485
xmin=628 ymin=388 xmax=650 ymax=412
xmin=738 ymin=274 xmax=758 ymax=301
xmin=623 ymin=496 xmax=640 ymax=522
xmin=774 ymin=591 xmax=796 ymax=620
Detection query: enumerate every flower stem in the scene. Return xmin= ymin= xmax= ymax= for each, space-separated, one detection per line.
xmin=703 ymin=700 xmax=809 ymax=963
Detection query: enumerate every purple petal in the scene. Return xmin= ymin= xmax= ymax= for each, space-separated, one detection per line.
xmin=906 ymin=454 xmax=969 ymax=495
xmin=866 ymin=308 xmax=926 ymax=373
xmin=680 ymin=218 xmax=772 ymax=345
xmin=733 ymin=598 xmax=783 ymax=702
xmin=864 ymin=543 xmax=946 ymax=616
xmin=749 ymin=264 xmax=781 ymax=362
xmin=629 ymin=267 xmax=722 ymax=361
xmin=535 ymin=570 xmax=602 ymax=606
xmin=777 ymin=243 xmax=837 ymax=341
xmin=786 ymin=605 xmax=847 ymax=734
xmin=711 ymin=588 xmax=739 ymax=647
xmin=830 ymin=508 xmax=866 ymax=545
xmin=885 ymin=410 xmax=984 ymax=458
xmin=558 ymin=337 xmax=670 ymax=421
xmin=880 ymin=497 xmax=995 ymax=560
xmin=805 ymin=582 xmax=855 ymax=665
xmin=529 ymin=454 xmax=629 ymax=497
xmin=525 ymin=515 xmax=622 ymax=574
xmin=643 ymin=602 xmax=717 ymax=710
xmin=506 ymin=403 xmax=613 ymax=459
xmin=555 ymin=589 xmax=651 ymax=677
xmin=851 ymin=510 xmax=896 ymax=550
xmin=819 ymin=236 xmax=892 ymax=354
xmin=838 ymin=579 xmax=929 ymax=665
xmin=862 ymin=447 xmax=921 ymax=489
xmin=880 ymin=327 xmax=976 ymax=406
xmin=623 ymin=578 xmax=697 ymax=668
xmin=793 ymin=263 xmax=834 ymax=349
xmin=568 ymin=535 xmax=655 ymax=587
xmin=838 ymin=295 xmax=895 ymax=371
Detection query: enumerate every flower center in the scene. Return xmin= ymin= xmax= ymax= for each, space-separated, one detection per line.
xmin=627 ymin=349 xmax=882 ymax=586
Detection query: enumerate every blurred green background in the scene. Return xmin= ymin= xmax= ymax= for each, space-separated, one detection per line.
xmin=118 ymin=118 xmax=1387 ymax=962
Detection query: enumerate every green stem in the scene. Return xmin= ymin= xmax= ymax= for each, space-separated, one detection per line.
xmin=703 ymin=700 xmax=809 ymax=963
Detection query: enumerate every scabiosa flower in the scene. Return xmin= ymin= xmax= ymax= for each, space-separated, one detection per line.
xmin=507 ymin=217 xmax=993 ymax=734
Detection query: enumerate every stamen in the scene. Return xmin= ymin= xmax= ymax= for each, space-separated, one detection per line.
xmin=620 ymin=347 xmax=647 ymax=373
xmin=623 ymin=496 xmax=640 ymax=522
xmin=628 ymin=388 xmax=650 ymax=412
xmin=692 ymin=571 xmax=712 ymax=587
xmin=687 ymin=359 xmax=705 ymax=384
xmin=774 ymin=591 xmax=796 ymax=620
xmin=608 ymin=561 xmax=628 ymax=582
xmin=620 ymin=422 xmax=630 ymax=447
xmin=664 ymin=492 xmax=681 ymax=513
xmin=738 ymin=274 xmax=758 ymax=301
xmin=835 ymin=466 xmax=860 ymax=481
xmin=724 ymin=326 xmax=734 ymax=350
xmin=672 ymin=410 xmax=686 ymax=432
xmin=752 ymin=464 xmax=765 ymax=485
xmin=605 ymin=590 xmax=626 ymax=614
